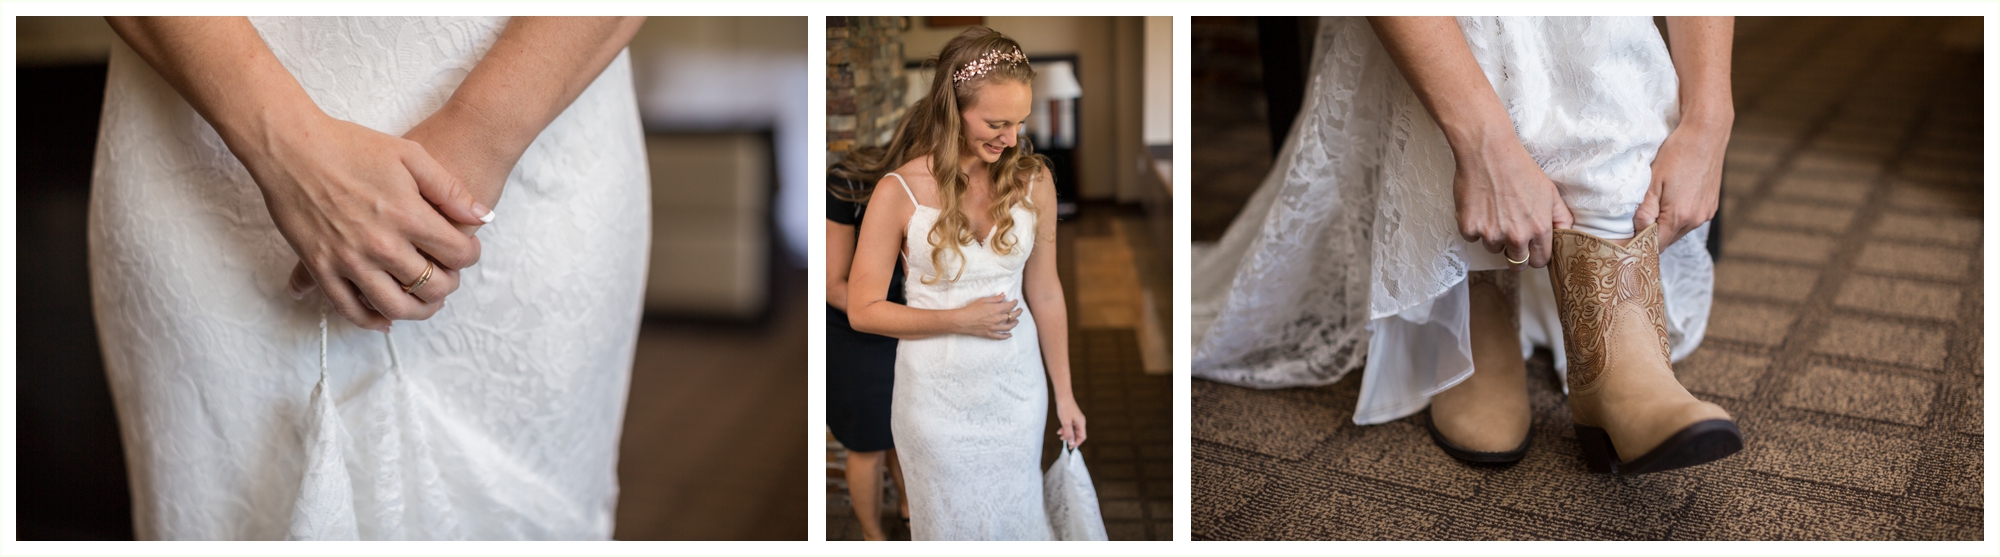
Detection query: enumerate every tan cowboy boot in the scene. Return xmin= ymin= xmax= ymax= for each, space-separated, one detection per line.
xmin=1426 ymin=270 xmax=1532 ymax=463
xmin=1550 ymin=224 xmax=1741 ymax=474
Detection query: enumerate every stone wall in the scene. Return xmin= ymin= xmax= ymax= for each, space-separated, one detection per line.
xmin=826 ymin=16 xmax=907 ymax=163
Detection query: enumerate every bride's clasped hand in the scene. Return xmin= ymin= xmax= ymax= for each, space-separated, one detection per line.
xmin=276 ymin=105 xmax=525 ymax=330
xmin=258 ymin=112 xmax=492 ymax=331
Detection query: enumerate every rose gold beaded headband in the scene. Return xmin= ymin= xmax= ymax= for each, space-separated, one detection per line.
xmin=952 ymin=48 xmax=1028 ymax=84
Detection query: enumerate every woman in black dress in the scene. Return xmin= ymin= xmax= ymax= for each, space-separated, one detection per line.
xmin=826 ymin=170 xmax=910 ymax=540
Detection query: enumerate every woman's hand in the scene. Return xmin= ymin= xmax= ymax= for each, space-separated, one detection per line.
xmin=1452 ymin=137 xmax=1575 ymax=269
xmin=284 ymin=17 xmax=646 ymax=320
xmin=1636 ymin=120 xmax=1728 ymax=248
xmin=250 ymin=112 xmax=490 ymax=331
xmin=950 ymin=294 xmax=1023 ymax=340
xmin=104 ymin=17 xmax=492 ymax=331
xmin=285 ymin=105 xmax=517 ymax=306
xmin=1020 ymin=165 xmax=1083 ymax=448
xmin=1368 ymin=17 xmax=1575 ymax=269
xmin=1055 ymin=395 xmax=1087 ymax=448
xmin=1642 ymin=16 xmax=1736 ymax=249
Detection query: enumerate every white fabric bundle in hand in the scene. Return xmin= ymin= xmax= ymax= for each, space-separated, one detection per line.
xmin=1043 ymin=442 xmax=1108 ymax=541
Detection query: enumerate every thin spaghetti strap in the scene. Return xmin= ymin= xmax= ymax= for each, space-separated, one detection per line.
xmin=1027 ymin=170 xmax=1036 ymax=198
xmin=883 ymin=172 xmax=916 ymax=260
xmin=884 ymin=172 xmax=919 ymax=206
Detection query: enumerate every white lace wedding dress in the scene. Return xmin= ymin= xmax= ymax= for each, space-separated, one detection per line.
xmin=1191 ymin=16 xmax=1715 ymax=424
xmin=88 ymin=17 xmax=650 ymax=540
xmin=884 ymin=173 xmax=1057 ymax=540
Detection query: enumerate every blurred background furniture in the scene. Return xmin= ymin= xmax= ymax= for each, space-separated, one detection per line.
xmin=629 ymin=16 xmax=807 ymax=321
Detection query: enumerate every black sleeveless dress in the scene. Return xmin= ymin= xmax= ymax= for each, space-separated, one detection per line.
xmin=825 ymin=180 xmax=904 ymax=452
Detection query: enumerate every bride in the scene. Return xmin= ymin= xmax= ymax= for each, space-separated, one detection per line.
xmin=843 ymin=27 xmax=1087 ymax=540
xmin=91 ymin=17 xmax=647 ymax=539
xmin=1194 ymin=17 xmax=1739 ymax=475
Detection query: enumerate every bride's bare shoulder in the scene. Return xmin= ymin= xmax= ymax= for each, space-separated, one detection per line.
xmin=889 ymin=156 xmax=940 ymax=203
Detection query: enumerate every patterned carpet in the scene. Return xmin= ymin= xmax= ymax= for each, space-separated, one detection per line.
xmin=1191 ymin=16 xmax=1984 ymax=540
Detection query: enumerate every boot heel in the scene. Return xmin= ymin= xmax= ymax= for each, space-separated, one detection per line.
xmin=1574 ymin=424 xmax=1618 ymax=474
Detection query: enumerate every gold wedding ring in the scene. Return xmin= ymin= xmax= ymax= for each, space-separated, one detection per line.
xmin=404 ymin=260 xmax=434 ymax=294
xmin=1506 ymin=252 xmax=1530 ymax=265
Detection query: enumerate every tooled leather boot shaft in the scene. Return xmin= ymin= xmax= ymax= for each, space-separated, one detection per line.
xmin=1548 ymin=225 xmax=1672 ymax=394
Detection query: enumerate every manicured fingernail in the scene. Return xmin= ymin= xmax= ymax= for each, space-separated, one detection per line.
xmin=474 ymin=203 xmax=495 ymax=224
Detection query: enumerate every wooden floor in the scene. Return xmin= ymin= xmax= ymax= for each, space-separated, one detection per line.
xmin=615 ymin=269 xmax=808 ymax=540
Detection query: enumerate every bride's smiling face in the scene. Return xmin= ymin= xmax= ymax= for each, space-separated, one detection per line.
xmin=959 ymin=80 xmax=1033 ymax=165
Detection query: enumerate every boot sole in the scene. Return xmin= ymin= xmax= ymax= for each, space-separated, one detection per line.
xmin=1425 ymin=409 xmax=1530 ymax=464
xmin=1575 ymin=419 xmax=1742 ymax=475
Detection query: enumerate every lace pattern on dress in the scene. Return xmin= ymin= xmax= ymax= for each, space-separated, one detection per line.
xmin=89 ymin=17 xmax=650 ymax=539
xmin=889 ymin=172 xmax=1064 ymax=540
xmin=1192 ymin=17 xmax=1714 ymax=401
